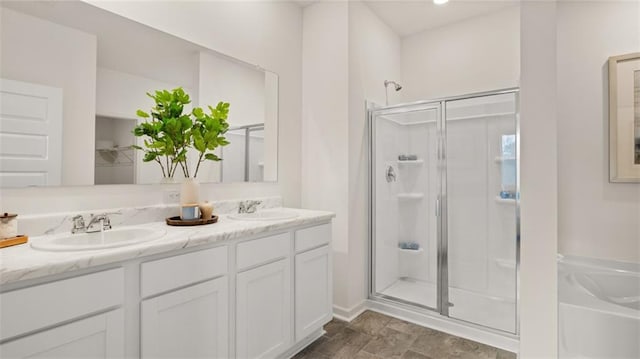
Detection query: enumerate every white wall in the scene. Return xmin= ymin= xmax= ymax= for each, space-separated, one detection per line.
xmin=347 ymin=0 xmax=404 ymax=314
xmin=0 ymin=7 xmax=97 ymax=186
xmin=557 ymin=1 xmax=640 ymax=263
xmin=1 ymin=1 xmax=302 ymax=214
xmin=519 ymin=2 xmax=558 ymax=357
xmin=301 ymin=0 xmax=403 ymax=315
xmin=401 ymin=6 xmax=520 ymax=101
xmin=301 ymin=1 xmax=351 ymax=311
xmin=197 ymin=52 xmax=265 ymax=128
xmin=97 ymin=67 xmax=195 ymax=120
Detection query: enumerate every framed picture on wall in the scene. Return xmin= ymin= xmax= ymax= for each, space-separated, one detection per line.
xmin=609 ymin=52 xmax=640 ymax=182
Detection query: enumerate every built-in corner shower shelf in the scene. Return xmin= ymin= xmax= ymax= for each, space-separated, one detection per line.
xmin=397 ymin=159 xmax=424 ymax=165
xmin=397 ymin=193 xmax=424 ymax=200
xmin=494 ymin=196 xmax=516 ymax=205
xmin=494 ymin=156 xmax=516 ymax=163
xmin=398 ymin=247 xmax=424 ymax=254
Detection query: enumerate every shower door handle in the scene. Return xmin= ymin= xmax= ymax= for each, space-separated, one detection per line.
xmin=435 ymin=197 xmax=440 ymax=217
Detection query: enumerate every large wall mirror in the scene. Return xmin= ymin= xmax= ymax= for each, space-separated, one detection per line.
xmin=0 ymin=1 xmax=278 ymax=188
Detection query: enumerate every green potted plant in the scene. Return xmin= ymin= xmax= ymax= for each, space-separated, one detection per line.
xmin=133 ymin=87 xmax=231 ymax=198
xmin=133 ymin=88 xmax=193 ymax=180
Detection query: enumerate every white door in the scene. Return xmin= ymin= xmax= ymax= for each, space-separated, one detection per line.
xmin=236 ymin=259 xmax=292 ymax=359
xmin=0 ymin=79 xmax=63 ymax=187
xmin=0 ymin=309 xmax=124 ymax=358
xmin=295 ymin=245 xmax=333 ymax=341
xmin=141 ymin=277 xmax=229 ymax=358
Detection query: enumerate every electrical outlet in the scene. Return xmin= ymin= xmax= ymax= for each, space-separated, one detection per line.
xmin=163 ymin=190 xmax=180 ymax=204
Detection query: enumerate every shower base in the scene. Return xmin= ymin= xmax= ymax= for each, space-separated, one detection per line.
xmin=379 ymin=278 xmax=516 ymax=333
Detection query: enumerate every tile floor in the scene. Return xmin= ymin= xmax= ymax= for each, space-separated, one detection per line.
xmin=293 ymin=310 xmax=517 ymax=359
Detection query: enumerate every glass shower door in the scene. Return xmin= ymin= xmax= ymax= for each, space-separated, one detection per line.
xmin=443 ymin=92 xmax=518 ymax=333
xmin=370 ymin=103 xmax=440 ymax=310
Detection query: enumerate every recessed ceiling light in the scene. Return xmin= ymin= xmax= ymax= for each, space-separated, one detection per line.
xmin=434 ymin=0 xmax=449 ymax=5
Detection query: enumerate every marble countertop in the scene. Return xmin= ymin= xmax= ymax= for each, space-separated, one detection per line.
xmin=0 ymin=208 xmax=334 ymax=287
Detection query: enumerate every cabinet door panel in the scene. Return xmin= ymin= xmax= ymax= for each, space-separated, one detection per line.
xmin=141 ymin=277 xmax=228 ymax=358
xmin=0 ymin=309 xmax=124 ymax=358
xmin=295 ymin=245 xmax=332 ymax=341
xmin=237 ymin=259 xmax=291 ymax=359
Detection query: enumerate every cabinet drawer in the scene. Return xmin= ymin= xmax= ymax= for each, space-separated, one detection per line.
xmin=141 ymin=246 xmax=227 ymax=298
xmin=295 ymin=223 xmax=331 ymax=253
xmin=0 ymin=309 xmax=124 ymax=358
xmin=0 ymin=268 xmax=124 ymax=342
xmin=237 ymin=232 xmax=290 ymax=271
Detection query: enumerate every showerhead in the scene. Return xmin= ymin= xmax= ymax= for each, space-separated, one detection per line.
xmin=384 ymin=80 xmax=402 ymax=91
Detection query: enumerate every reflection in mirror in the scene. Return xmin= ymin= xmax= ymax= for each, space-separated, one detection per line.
xmin=635 ymin=70 xmax=640 ymax=164
xmin=0 ymin=1 xmax=278 ymax=187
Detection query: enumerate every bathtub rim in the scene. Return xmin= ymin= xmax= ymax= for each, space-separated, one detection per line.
xmin=558 ymin=254 xmax=639 ymax=319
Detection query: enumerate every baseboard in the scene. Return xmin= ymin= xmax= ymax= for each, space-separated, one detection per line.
xmin=332 ymin=300 xmax=367 ymax=322
xmin=281 ymin=328 xmax=325 ymax=359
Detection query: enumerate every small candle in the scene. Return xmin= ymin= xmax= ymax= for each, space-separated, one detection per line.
xmin=0 ymin=213 xmax=18 ymax=239
xmin=199 ymin=201 xmax=214 ymax=220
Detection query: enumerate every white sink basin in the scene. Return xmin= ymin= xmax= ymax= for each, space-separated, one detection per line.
xmin=30 ymin=227 xmax=166 ymax=252
xmin=228 ymin=210 xmax=299 ymax=221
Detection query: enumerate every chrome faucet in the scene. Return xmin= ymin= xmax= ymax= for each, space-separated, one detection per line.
xmin=86 ymin=213 xmax=113 ymax=233
xmin=238 ymin=200 xmax=262 ymax=214
xmin=71 ymin=211 xmax=120 ymax=234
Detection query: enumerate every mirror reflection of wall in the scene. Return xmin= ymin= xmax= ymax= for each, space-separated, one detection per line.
xmin=0 ymin=1 xmax=278 ymax=188
xmin=94 ymin=116 xmax=136 ymax=185
xmin=634 ymin=70 xmax=640 ymax=164
xmin=222 ymin=125 xmax=266 ymax=183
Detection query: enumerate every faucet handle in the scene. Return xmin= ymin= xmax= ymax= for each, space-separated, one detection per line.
xmin=246 ymin=200 xmax=262 ymax=213
xmin=71 ymin=215 xmax=86 ymax=234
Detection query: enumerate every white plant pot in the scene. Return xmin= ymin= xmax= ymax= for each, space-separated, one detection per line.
xmin=180 ymin=178 xmax=200 ymax=205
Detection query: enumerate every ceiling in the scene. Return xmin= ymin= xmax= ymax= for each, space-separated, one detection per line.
xmin=279 ymin=0 xmax=510 ymax=38
xmin=364 ymin=0 xmax=519 ymax=37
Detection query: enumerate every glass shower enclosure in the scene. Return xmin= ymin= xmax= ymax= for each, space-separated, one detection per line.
xmin=368 ymin=89 xmax=519 ymax=334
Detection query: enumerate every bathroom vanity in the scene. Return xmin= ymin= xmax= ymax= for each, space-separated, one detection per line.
xmin=0 ymin=207 xmax=334 ymax=358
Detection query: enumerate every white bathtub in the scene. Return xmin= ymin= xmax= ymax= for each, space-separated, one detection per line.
xmin=559 ymin=255 xmax=640 ymax=359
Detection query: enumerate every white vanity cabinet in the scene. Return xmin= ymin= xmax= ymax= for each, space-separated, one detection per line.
xmin=140 ymin=246 xmax=229 ymax=358
xmin=236 ymin=233 xmax=292 ymax=359
xmin=0 ymin=268 xmax=125 ymax=358
xmin=0 ymin=220 xmax=333 ymax=359
xmin=294 ymin=224 xmax=333 ymax=341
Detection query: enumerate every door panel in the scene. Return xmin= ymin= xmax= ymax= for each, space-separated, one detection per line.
xmin=370 ymin=103 xmax=440 ymax=310
xmin=0 ymin=79 xmax=62 ymax=187
xmin=237 ymin=258 xmax=291 ymax=358
xmin=444 ymin=93 xmax=518 ymax=333
xmin=141 ymin=277 xmax=229 ymax=358
xmin=295 ymin=245 xmax=332 ymax=341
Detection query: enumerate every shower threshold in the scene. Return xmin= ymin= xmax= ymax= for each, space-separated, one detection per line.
xmin=378 ymin=278 xmax=516 ymax=333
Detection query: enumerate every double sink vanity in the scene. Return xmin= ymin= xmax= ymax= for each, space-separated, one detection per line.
xmin=0 ymin=198 xmax=334 ymax=358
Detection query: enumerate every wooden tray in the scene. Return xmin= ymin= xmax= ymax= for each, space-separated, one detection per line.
xmin=166 ymin=215 xmax=218 ymax=226
xmin=0 ymin=235 xmax=28 ymax=248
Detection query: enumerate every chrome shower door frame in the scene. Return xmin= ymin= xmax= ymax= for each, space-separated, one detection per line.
xmin=367 ymin=87 xmax=521 ymax=335
xmin=367 ymin=100 xmax=443 ymax=313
